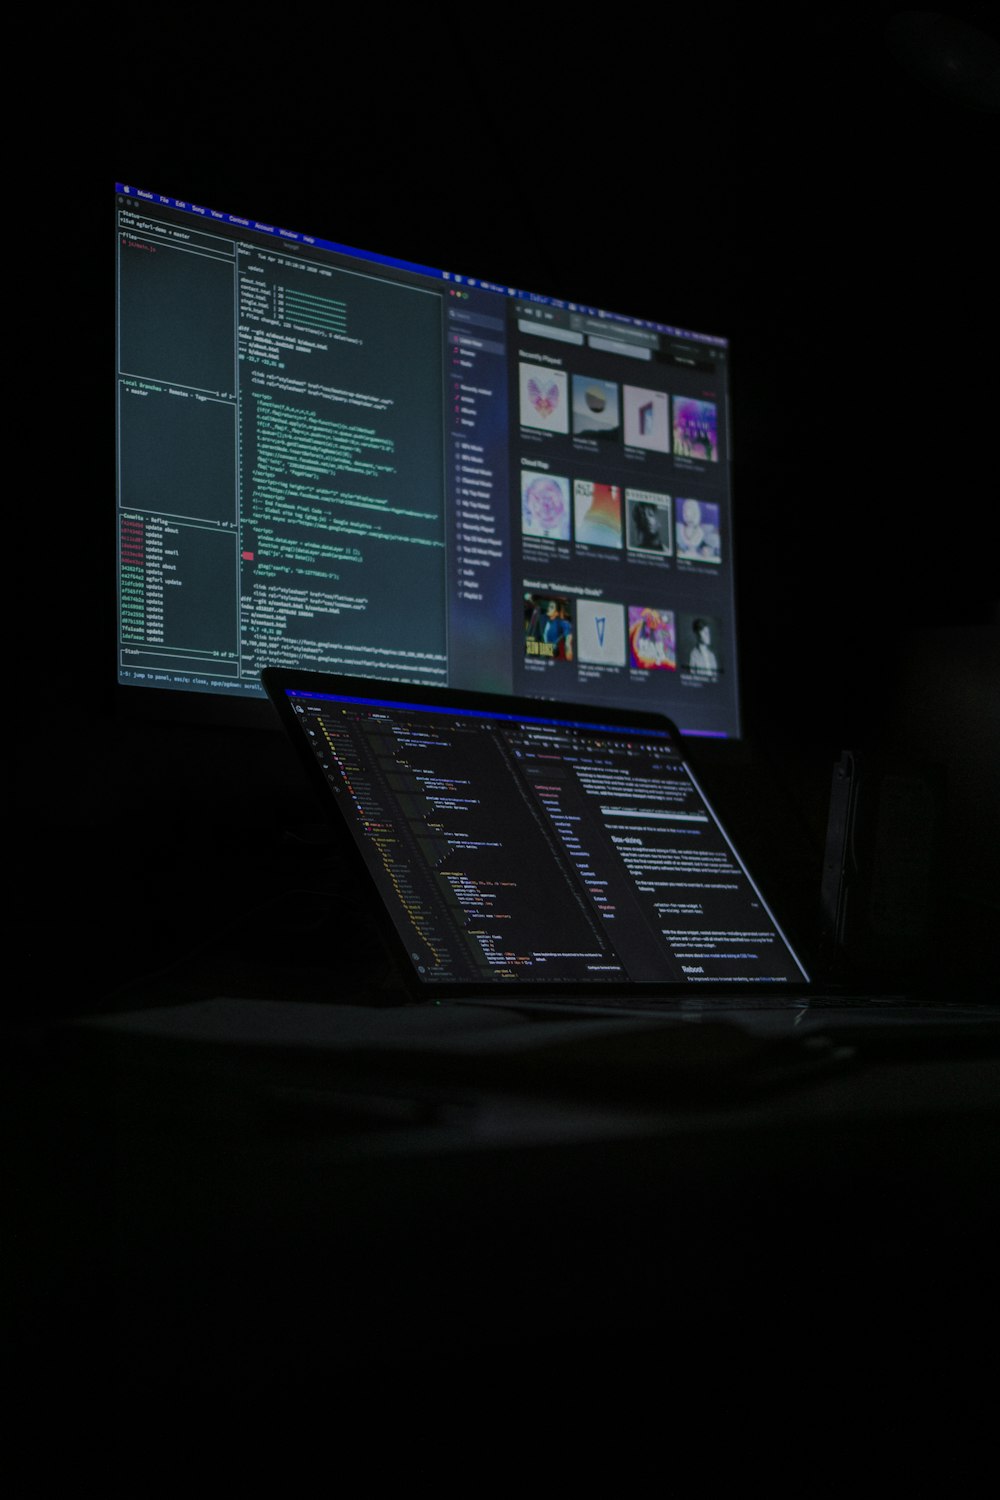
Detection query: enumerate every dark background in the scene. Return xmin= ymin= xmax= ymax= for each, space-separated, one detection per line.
xmin=26 ymin=9 xmax=1000 ymax=1003
xmin=10 ymin=7 xmax=999 ymax=1405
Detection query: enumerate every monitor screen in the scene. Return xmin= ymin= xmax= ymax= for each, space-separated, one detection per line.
xmin=116 ymin=184 xmax=739 ymax=737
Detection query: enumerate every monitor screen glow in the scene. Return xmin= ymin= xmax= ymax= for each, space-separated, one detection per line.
xmin=116 ymin=184 xmax=740 ymax=737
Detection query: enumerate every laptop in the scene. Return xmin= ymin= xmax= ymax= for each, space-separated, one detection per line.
xmin=262 ymin=668 xmax=995 ymax=1036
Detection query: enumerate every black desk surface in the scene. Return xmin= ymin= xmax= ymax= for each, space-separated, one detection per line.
xmin=11 ymin=990 xmax=999 ymax=1399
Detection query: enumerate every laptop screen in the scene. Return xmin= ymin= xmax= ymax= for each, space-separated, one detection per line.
xmin=272 ymin=680 xmax=809 ymax=992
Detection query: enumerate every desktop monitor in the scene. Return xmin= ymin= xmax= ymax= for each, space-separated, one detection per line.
xmin=116 ymin=183 xmax=740 ymax=738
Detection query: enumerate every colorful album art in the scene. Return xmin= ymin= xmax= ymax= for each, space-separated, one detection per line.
xmin=573 ymin=479 xmax=623 ymax=548
xmin=672 ymin=398 xmax=718 ymax=462
xmin=576 ymin=599 xmax=626 ymax=667
xmin=572 ymin=375 xmax=621 ymax=440
xmin=521 ymin=472 xmax=572 ymax=540
xmin=626 ymin=490 xmax=673 ymax=556
xmin=623 ymin=385 xmax=671 ymax=453
xmin=675 ymin=498 xmax=721 ymax=562
xmin=524 ymin=593 xmax=574 ymax=662
xmin=519 ymin=363 xmax=569 ymax=433
xmin=677 ymin=612 xmax=722 ymax=676
xmin=628 ymin=607 xmax=676 ymax=671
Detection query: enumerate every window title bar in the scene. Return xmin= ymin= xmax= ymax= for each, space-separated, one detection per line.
xmin=116 ymin=184 xmax=728 ymax=348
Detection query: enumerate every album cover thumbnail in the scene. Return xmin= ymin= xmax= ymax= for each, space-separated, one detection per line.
xmin=675 ymin=498 xmax=721 ymax=562
xmin=573 ymin=479 xmax=623 ymax=548
xmin=521 ymin=471 xmax=572 ymax=540
xmin=628 ymin=606 xmax=677 ymax=670
xmin=626 ymin=489 xmax=673 ymax=555
xmin=524 ymin=592 xmax=574 ymax=662
xmin=678 ymin=612 xmax=723 ymax=676
xmin=519 ymin=363 xmax=569 ymax=433
xmin=623 ymin=385 xmax=671 ymax=452
xmin=672 ymin=397 xmax=718 ymax=462
xmin=572 ymin=375 xmax=621 ymax=440
xmin=576 ymin=599 xmax=626 ymax=666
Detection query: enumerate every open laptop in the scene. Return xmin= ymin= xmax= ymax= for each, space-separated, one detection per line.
xmin=262 ymin=668 xmax=995 ymax=1034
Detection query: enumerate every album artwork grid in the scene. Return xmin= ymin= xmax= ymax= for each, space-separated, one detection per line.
xmin=519 ymin=361 xmax=723 ymax=683
xmin=520 ymin=364 xmax=719 ymax=463
xmin=524 ymin=594 xmax=721 ymax=679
